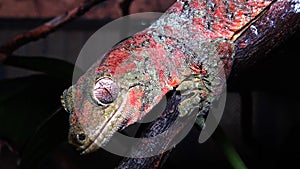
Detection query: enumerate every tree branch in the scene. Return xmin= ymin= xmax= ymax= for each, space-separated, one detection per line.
xmin=232 ymin=0 xmax=300 ymax=75
xmin=0 ymin=0 xmax=106 ymax=63
xmin=115 ymin=91 xmax=184 ymax=169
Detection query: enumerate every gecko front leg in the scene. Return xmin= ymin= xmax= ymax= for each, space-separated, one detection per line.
xmin=176 ymin=74 xmax=210 ymax=119
xmin=176 ymin=74 xmax=223 ymax=130
xmin=176 ymin=38 xmax=234 ymax=129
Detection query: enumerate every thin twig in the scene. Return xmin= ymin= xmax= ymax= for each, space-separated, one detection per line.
xmin=0 ymin=0 xmax=106 ymax=63
xmin=119 ymin=0 xmax=135 ymax=16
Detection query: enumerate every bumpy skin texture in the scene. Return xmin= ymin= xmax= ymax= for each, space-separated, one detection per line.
xmin=61 ymin=0 xmax=272 ymax=154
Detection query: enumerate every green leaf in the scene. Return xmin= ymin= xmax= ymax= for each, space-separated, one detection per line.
xmin=1 ymin=56 xmax=78 ymax=169
xmin=196 ymin=116 xmax=248 ymax=169
xmin=213 ymin=127 xmax=248 ymax=169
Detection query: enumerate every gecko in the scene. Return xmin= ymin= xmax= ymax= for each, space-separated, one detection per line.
xmin=61 ymin=0 xmax=273 ymax=154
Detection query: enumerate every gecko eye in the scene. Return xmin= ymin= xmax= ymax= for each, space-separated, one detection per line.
xmin=93 ymin=77 xmax=119 ymax=105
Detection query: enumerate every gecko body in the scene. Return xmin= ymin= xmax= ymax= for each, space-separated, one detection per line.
xmin=61 ymin=0 xmax=272 ymax=154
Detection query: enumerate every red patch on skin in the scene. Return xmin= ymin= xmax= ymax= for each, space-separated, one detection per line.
xmin=96 ymin=32 xmax=151 ymax=75
xmin=158 ymin=70 xmax=165 ymax=82
xmin=200 ymin=68 xmax=208 ymax=77
xmin=128 ymin=89 xmax=144 ymax=109
xmin=97 ymin=48 xmax=131 ymax=75
xmin=164 ymin=26 xmax=179 ymax=37
xmin=132 ymin=33 xmax=159 ymax=50
xmin=169 ymin=1 xmax=183 ymax=13
xmin=193 ymin=18 xmax=203 ymax=26
xmin=167 ymin=78 xmax=180 ymax=87
xmin=164 ymin=26 xmax=173 ymax=32
xmin=147 ymin=44 xmax=170 ymax=89
xmin=144 ymin=104 xmax=151 ymax=112
xmin=165 ymin=38 xmax=176 ymax=46
xmin=212 ymin=23 xmax=222 ymax=32
xmin=190 ymin=1 xmax=206 ymax=9
xmin=125 ymin=33 xmax=156 ymax=48
xmin=190 ymin=63 xmax=208 ymax=77
xmin=162 ymin=86 xmax=170 ymax=95
xmin=71 ymin=112 xmax=78 ymax=125
xmin=192 ymin=22 xmax=217 ymax=39
xmin=83 ymin=102 xmax=91 ymax=116
xmin=201 ymin=92 xmax=207 ymax=98
xmin=188 ymin=0 xmax=272 ymax=40
xmin=229 ymin=2 xmax=236 ymax=11
xmin=148 ymin=37 xmax=159 ymax=48
xmin=214 ymin=7 xmax=223 ymax=19
xmin=83 ymin=117 xmax=88 ymax=124
xmin=237 ymin=10 xmax=244 ymax=17
xmin=128 ymin=33 xmax=151 ymax=47
xmin=190 ymin=63 xmax=201 ymax=74
xmin=167 ymin=70 xmax=180 ymax=87
xmin=114 ymin=62 xmax=136 ymax=77
xmin=173 ymin=49 xmax=185 ymax=68
xmin=75 ymin=88 xmax=81 ymax=98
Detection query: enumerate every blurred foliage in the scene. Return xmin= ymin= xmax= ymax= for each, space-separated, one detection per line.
xmin=0 ymin=56 xmax=77 ymax=169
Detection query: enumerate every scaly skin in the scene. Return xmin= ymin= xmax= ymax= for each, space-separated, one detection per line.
xmin=61 ymin=0 xmax=273 ymax=154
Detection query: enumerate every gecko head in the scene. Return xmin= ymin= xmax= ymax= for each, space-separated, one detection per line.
xmin=61 ymin=69 xmax=146 ymax=154
xmin=60 ymin=33 xmax=166 ymax=154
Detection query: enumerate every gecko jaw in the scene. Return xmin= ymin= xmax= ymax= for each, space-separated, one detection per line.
xmin=80 ymin=94 xmax=128 ymax=155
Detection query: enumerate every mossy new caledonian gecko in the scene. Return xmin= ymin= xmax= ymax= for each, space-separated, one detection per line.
xmin=61 ymin=0 xmax=273 ymax=154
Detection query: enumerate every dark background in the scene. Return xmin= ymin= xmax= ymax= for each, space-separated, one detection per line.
xmin=1 ymin=0 xmax=300 ymax=169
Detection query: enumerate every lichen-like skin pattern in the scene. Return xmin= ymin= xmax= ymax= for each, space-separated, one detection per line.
xmin=61 ymin=0 xmax=273 ymax=154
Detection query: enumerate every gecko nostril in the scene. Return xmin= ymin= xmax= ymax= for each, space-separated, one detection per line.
xmin=76 ymin=133 xmax=86 ymax=144
xmin=93 ymin=77 xmax=119 ymax=105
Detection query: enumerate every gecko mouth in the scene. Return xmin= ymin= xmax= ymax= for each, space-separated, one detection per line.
xmin=80 ymin=94 xmax=128 ymax=154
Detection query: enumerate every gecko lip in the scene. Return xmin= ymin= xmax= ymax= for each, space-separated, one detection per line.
xmin=80 ymin=94 xmax=128 ymax=155
xmin=79 ymin=115 xmax=121 ymax=154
